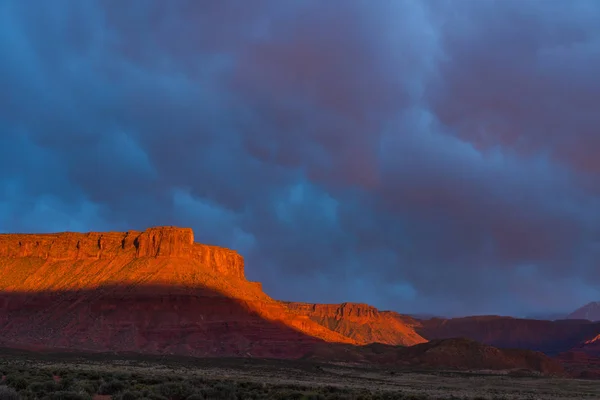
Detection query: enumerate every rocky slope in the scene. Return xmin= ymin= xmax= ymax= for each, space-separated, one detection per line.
xmin=284 ymin=302 xmax=426 ymax=346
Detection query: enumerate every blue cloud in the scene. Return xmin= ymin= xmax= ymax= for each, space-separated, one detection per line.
xmin=1 ymin=0 xmax=600 ymax=316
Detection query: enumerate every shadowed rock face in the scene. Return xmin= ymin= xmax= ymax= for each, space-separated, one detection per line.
xmin=0 ymin=285 xmax=328 ymax=358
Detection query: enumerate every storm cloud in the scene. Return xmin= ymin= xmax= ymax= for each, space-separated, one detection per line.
xmin=1 ymin=0 xmax=600 ymax=316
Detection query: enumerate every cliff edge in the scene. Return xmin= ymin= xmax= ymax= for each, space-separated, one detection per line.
xmin=284 ymin=302 xmax=427 ymax=346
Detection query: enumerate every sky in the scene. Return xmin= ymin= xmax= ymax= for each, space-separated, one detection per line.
xmin=1 ymin=0 xmax=600 ymax=317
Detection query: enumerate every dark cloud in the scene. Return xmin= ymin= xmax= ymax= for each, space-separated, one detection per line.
xmin=1 ymin=0 xmax=600 ymax=316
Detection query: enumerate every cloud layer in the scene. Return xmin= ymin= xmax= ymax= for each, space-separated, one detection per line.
xmin=2 ymin=0 xmax=600 ymax=316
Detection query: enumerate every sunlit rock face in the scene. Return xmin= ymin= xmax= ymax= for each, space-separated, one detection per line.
xmin=0 ymin=227 xmax=361 ymax=357
xmin=0 ymin=227 xmax=571 ymax=375
xmin=284 ymin=302 xmax=427 ymax=346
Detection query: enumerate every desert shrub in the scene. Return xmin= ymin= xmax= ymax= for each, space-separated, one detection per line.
xmin=59 ymin=377 xmax=76 ymax=391
xmin=29 ymin=382 xmax=48 ymax=394
xmin=272 ymin=391 xmax=305 ymax=400
xmin=237 ymin=381 xmax=263 ymax=391
xmin=99 ymin=380 xmax=127 ymax=395
xmin=114 ymin=373 xmax=132 ymax=381
xmin=77 ymin=371 xmax=102 ymax=381
xmin=322 ymin=394 xmax=355 ymax=400
xmin=116 ymin=390 xmax=145 ymax=400
xmin=299 ymin=394 xmax=325 ymax=400
xmin=200 ymin=382 xmax=236 ymax=400
xmin=184 ymin=377 xmax=208 ymax=387
xmin=52 ymin=369 xmax=70 ymax=377
xmin=373 ymin=393 xmax=406 ymax=400
xmin=321 ymin=386 xmax=346 ymax=394
xmin=0 ymin=386 xmax=19 ymax=400
xmin=398 ymin=394 xmax=429 ymax=400
xmin=50 ymin=390 xmax=92 ymax=400
xmin=153 ymin=382 xmax=196 ymax=400
xmin=5 ymin=375 xmax=28 ymax=391
xmin=19 ymin=390 xmax=37 ymax=400
xmin=143 ymin=393 xmax=168 ymax=400
xmin=40 ymin=380 xmax=61 ymax=393
xmin=74 ymin=380 xmax=100 ymax=395
xmin=138 ymin=376 xmax=168 ymax=386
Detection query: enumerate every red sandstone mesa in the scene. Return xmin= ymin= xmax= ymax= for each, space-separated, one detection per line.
xmin=284 ymin=302 xmax=427 ymax=346
xmin=0 ymin=227 xmax=356 ymax=357
xmin=0 ymin=227 xmax=565 ymax=374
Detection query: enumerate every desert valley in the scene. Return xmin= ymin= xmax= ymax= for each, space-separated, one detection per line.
xmin=3 ymin=0 xmax=600 ymax=398
xmin=1 ymin=227 xmax=600 ymax=399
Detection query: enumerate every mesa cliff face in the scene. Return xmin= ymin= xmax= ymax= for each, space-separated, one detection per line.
xmin=0 ymin=227 xmax=358 ymax=357
xmin=0 ymin=227 xmax=245 ymax=285
xmin=284 ymin=302 xmax=427 ymax=346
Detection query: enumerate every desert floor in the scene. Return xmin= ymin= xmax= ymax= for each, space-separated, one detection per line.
xmin=0 ymin=350 xmax=598 ymax=399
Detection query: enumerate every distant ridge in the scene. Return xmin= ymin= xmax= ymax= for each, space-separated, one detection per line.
xmin=568 ymin=302 xmax=600 ymax=321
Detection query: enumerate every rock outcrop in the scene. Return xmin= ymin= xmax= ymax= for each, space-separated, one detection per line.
xmin=284 ymin=302 xmax=427 ymax=346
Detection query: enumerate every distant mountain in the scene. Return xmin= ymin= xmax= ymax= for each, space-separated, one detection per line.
xmin=522 ymin=312 xmax=567 ymax=321
xmin=413 ymin=315 xmax=600 ymax=355
xmin=568 ymin=302 xmax=600 ymax=321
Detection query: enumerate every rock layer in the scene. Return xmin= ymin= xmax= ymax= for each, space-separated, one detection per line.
xmin=0 ymin=227 xmax=357 ymax=356
xmin=284 ymin=302 xmax=427 ymax=346
xmin=0 ymin=227 xmax=245 ymax=281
